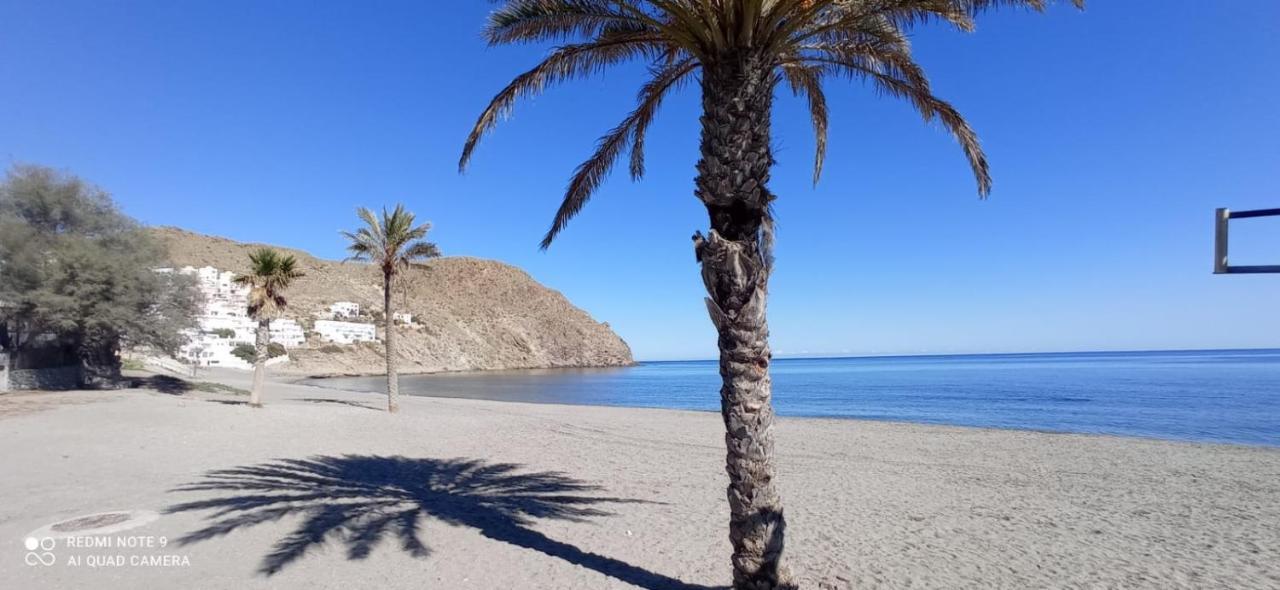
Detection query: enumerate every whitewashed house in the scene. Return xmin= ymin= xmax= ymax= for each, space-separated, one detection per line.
xmin=329 ymin=301 xmax=361 ymax=319
xmin=392 ymin=312 xmax=414 ymax=325
xmin=167 ymin=266 xmax=305 ymax=369
xmin=269 ymin=319 xmax=306 ymax=348
xmin=315 ymin=320 xmax=377 ymax=344
xmin=184 ymin=338 xmax=253 ymax=370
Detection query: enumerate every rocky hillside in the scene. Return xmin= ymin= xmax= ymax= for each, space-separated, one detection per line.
xmin=151 ymin=227 xmax=633 ymax=376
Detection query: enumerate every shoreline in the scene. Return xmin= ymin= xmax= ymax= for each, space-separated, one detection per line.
xmin=290 ymin=369 xmax=1280 ymax=450
xmin=281 ymin=360 xmax=639 ymax=381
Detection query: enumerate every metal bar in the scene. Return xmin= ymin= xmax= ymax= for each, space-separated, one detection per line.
xmin=1223 ymin=265 xmax=1280 ymax=274
xmin=1228 ymin=208 xmax=1280 ymax=219
xmin=1214 ymin=208 xmax=1230 ymax=274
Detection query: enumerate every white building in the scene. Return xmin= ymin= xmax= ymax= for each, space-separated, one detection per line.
xmin=329 ymin=301 xmax=360 ymax=319
xmin=183 ymin=337 xmax=253 ymax=370
xmin=269 ymin=319 xmax=306 ymax=348
xmin=392 ymin=312 xmax=414 ymax=325
xmin=184 ymin=266 xmax=250 ymax=310
xmin=315 ymin=320 xmax=377 ymax=344
xmin=165 ymin=266 xmax=305 ymax=369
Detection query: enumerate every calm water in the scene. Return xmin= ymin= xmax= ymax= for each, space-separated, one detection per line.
xmin=310 ymin=349 xmax=1280 ymax=446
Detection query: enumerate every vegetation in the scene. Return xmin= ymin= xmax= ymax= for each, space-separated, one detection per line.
xmin=231 ymin=342 xmax=282 ymax=364
xmin=232 ymin=248 xmax=303 ymax=407
xmin=231 ymin=343 xmax=256 ymax=363
xmin=341 ymin=205 xmax=440 ymax=413
xmin=461 ymin=1 xmax=1082 ymax=587
xmin=191 ymin=380 xmax=249 ymax=396
xmin=0 ymin=164 xmax=201 ymax=387
xmin=210 ymin=328 xmax=236 ymax=339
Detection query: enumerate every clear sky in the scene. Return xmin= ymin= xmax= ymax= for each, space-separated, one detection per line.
xmin=2 ymin=1 xmax=1278 ymax=361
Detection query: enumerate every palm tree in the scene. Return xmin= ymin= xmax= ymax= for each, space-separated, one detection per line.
xmin=233 ymin=248 xmax=303 ymax=408
xmin=341 ymin=205 xmax=440 ymax=413
xmin=460 ymin=1 xmax=1083 ymax=587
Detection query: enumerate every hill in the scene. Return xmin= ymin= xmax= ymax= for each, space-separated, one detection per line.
xmin=150 ymin=227 xmax=633 ymax=376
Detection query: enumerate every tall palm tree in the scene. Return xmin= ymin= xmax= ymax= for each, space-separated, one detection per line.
xmin=460 ymin=1 xmax=1083 ymax=587
xmin=233 ymin=248 xmax=303 ymax=408
xmin=341 ymin=205 xmax=440 ymax=413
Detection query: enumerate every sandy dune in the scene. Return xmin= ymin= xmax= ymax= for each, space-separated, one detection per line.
xmin=1 ymin=372 xmax=1278 ymax=589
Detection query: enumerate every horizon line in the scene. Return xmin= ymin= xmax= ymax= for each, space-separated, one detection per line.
xmin=637 ymin=346 xmax=1280 ymax=364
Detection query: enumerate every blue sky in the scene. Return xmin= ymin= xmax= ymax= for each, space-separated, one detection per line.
xmin=2 ymin=1 xmax=1278 ymax=361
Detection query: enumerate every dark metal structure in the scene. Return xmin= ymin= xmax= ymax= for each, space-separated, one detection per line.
xmin=1214 ymin=208 xmax=1280 ymax=274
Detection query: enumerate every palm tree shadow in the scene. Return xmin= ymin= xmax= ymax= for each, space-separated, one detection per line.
xmin=297 ymin=397 xmax=382 ymax=411
xmin=166 ymin=455 xmax=719 ymax=589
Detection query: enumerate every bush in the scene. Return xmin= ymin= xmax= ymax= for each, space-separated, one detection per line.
xmin=319 ymin=344 xmax=343 ymax=354
xmin=231 ymin=343 xmax=255 ymax=363
xmin=210 ymin=328 xmax=235 ymax=339
xmin=233 ymin=342 xmax=287 ymax=363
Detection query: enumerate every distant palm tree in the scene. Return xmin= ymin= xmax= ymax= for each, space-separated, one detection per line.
xmin=341 ymin=205 xmax=440 ymax=413
xmin=233 ymin=248 xmax=303 ymax=408
xmin=460 ymin=1 xmax=1082 ymax=587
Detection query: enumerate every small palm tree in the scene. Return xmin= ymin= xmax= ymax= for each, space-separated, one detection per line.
xmin=461 ymin=1 xmax=1083 ymax=587
xmin=233 ymin=248 xmax=303 ymax=408
xmin=341 ymin=205 xmax=440 ymax=413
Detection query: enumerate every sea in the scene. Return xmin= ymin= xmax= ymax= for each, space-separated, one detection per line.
xmin=308 ymin=349 xmax=1280 ymax=446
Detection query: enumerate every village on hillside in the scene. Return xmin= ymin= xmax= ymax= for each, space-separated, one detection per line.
xmin=153 ymin=265 xmax=415 ymax=371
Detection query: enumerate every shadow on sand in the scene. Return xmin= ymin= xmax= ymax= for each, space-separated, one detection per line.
xmin=166 ymin=455 xmax=719 ymax=589
xmin=298 ymin=398 xmax=382 ymax=411
xmin=132 ymin=374 xmax=193 ymax=395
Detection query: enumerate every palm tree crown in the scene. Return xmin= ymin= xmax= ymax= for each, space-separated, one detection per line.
xmin=461 ymin=0 xmax=1083 ymax=248
xmin=233 ymin=248 xmax=304 ymax=319
xmin=341 ymin=205 xmax=441 ymax=275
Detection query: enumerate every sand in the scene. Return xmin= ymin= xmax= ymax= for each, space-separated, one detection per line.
xmin=1 ymin=370 xmax=1278 ymax=589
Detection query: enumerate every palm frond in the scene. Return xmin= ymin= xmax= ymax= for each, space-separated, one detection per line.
xmin=236 ymin=247 xmax=303 ymax=319
xmin=541 ymin=58 xmax=699 ymax=249
xmin=807 ymin=57 xmax=990 ymax=195
xmin=465 ymin=0 xmax=1083 ymax=247
xmin=782 ymin=63 xmax=828 ymax=185
xmin=341 ymin=205 xmax=441 ymax=278
xmin=459 ymin=34 xmax=671 ymax=172
xmin=629 ymin=57 xmax=698 ymax=179
xmin=487 ymin=0 xmax=653 ymax=45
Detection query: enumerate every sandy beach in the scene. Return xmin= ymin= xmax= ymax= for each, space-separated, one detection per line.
xmin=2 ymin=371 xmax=1278 ymax=589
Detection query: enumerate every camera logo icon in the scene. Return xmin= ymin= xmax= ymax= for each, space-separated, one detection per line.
xmin=24 ymin=537 xmax=56 ymax=566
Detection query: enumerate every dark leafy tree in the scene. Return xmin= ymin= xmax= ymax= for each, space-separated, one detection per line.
xmin=0 ymin=164 xmax=200 ymax=387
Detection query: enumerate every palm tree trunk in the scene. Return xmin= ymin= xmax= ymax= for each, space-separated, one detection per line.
xmin=693 ymin=55 xmax=794 ymax=590
xmin=251 ymin=318 xmax=269 ymax=407
xmin=384 ymin=271 xmax=399 ymax=413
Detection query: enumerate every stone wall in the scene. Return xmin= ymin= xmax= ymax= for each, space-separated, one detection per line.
xmin=6 ymin=365 xmax=82 ymax=391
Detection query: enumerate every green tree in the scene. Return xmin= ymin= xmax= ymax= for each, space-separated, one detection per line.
xmin=341 ymin=205 xmax=440 ymax=413
xmin=460 ymin=2 xmax=1082 ymax=587
xmin=232 ymin=248 xmax=303 ymax=407
xmin=231 ymin=343 xmax=256 ymax=364
xmin=231 ymin=342 xmax=285 ymax=363
xmin=0 ymin=164 xmax=200 ymax=387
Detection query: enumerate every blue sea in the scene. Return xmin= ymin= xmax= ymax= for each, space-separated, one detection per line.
xmin=311 ymin=349 xmax=1280 ymax=446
